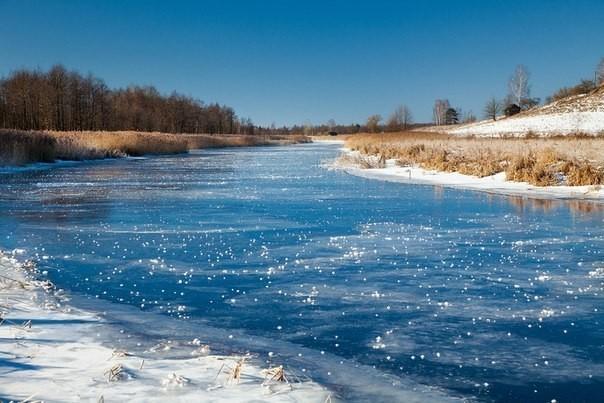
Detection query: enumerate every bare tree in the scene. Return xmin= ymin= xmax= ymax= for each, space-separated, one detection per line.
xmin=597 ymin=57 xmax=604 ymax=85
xmin=0 ymin=65 xmax=246 ymax=134
xmin=387 ymin=105 xmax=413 ymax=131
xmin=484 ymin=98 xmax=502 ymax=121
xmin=432 ymin=99 xmax=450 ymax=125
xmin=508 ymin=65 xmax=531 ymax=107
xmin=366 ymin=114 xmax=382 ymax=133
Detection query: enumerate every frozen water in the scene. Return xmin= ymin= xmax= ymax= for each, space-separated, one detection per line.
xmin=1 ymin=143 xmax=603 ymax=402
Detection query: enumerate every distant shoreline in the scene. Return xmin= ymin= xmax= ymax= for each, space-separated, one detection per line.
xmin=0 ymin=129 xmax=310 ymax=168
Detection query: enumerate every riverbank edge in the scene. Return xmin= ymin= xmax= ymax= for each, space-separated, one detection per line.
xmin=334 ymin=149 xmax=604 ymax=201
xmin=0 ymin=249 xmax=332 ymax=402
xmin=0 ymin=129 xmax=312 ymax=168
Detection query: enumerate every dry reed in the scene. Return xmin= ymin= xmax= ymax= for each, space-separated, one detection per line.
xmin=49 ymin=131 xmax=188 ymax=159
xmin=346 ymin=132 xmax=604 ymax=186
xmin=0 ymin=130 xmax=310 ymax=166
xmin=182 ymin=134 xmax=310 ymax=149
xmin=262 ymin=365 xmax=289 ymax=384
xmin=104 ymin=364 xmax=124 ymax=382
xmin=0 ymin=129 xmax=56 ymax=165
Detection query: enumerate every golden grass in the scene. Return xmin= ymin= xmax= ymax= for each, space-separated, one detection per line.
xmin=310 ymin=134 xmax=353 ymax=141
xmin=182 ymin=134 xmax=310 ymax=149
xmin=0 ymin=130 xmax=56 ymax=165
xmin=346 ymin=132 xmax=604 ymax=186
xmin=49 ymin=131 xmax=188 ymax=160
xmin=0 ymin=130 xmax=311 ymax=166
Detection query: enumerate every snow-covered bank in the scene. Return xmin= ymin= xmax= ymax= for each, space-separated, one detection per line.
xmin=420 ymin=85 xmax=604 ymax=137
xmin=0 ymin=251 xmax=332 ymax=402
xmin=310 ymin=138 xmax=346 ymax=144
xmin=334 ymin=151 xmax=604 ymax=201
xmin=447 ymin=111 xmax=604 ymax=137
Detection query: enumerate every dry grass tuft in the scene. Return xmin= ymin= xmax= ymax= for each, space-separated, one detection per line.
xmin=561 ymin=161 xmax=604 ymax=186
xmin=104 ymin=364 xmax=124 ymax=382
xmin=346 ymin=131 xmax=604 ymax=186
xmin=227 ymin=358 xmax=246 ymax=384
xmin=213 ymin=356 xmax=251 ymax=385
xmin=335 ymin=153 xmax=386 ymax=169
xmin=262 ymin=365 xmax=289 ymax=384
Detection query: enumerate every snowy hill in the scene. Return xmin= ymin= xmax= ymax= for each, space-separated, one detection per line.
xmin=431 ymin=84 xmax=604 ymax=137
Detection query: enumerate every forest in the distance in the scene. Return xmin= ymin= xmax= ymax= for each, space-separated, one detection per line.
xmin=0 ymin=65 xmax=255 ymax=134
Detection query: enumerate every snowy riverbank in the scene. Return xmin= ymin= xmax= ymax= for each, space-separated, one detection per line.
xmin=446 ymin=111 xmax=604 ymax=137
xmin=0 ymin=250 xmax=332 ymax=402
xmin=335 ymin=151 xmax=604 ymax=201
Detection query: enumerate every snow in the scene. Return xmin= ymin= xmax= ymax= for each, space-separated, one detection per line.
xmin=310 ymin=138 xmax=346 ymax=144
xmin=335 ymin=151 xmax=604 ymax=201
xmin=447 ymin=111 xmax=604 ymax=137
xmin=424 ymin=87 xmax=604 ymax=136
xmin=0 ymin=251 xmax=332 ymax=402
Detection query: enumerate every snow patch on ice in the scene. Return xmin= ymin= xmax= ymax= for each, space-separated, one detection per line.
xmin=0 ymin=250 xmax=332 ymax=402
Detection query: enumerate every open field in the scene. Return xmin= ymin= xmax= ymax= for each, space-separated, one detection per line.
xmin=0 ymin=130 xmax=310 ymax=166
xmin=344 ymin=132 xmax=604 ymax=186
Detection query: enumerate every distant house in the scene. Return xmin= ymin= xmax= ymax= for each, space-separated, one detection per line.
xmin=328 ymin=131 xmax=338 ymax=136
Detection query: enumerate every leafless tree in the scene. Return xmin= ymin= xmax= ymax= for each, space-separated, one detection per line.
xmin=0 ymin=65 xmax=244 ymax=134
xmin=508 ymin=65 xmax=531 ymax=106
xmin=432 ymin=99 xmax=450 ymax=125
xmin=387 ymin=105 xmax=413 ymax=131
xmin=484 ymin=98 xmax=502 ymax=121
xmin=366 ymin=114 xmax=382 ymax=133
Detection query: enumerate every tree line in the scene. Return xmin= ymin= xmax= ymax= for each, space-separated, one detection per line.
xmin=3 ymin=59 xmax=602 ymax=136
xmin=276 ymin=57 xmax=604 ymax=134
xmin=0 ymin=65 xmax=255 ymax=134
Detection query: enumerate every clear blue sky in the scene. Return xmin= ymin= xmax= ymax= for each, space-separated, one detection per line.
xmin=1 ymin=0 xmax=603 ymax=126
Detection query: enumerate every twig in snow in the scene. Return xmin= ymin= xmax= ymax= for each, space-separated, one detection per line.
xmin=104 ymin=364 xmax=124 ymax=382
xmin=262 ymin=365 xmax=289 ymax=385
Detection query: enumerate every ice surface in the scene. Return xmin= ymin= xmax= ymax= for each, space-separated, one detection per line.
xmin=1 ymin=143 xmax=604 ymax=402
xmin=0 ymin=251 xmax=331 ymax=402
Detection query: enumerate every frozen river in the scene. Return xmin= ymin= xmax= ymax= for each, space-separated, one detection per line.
xmin=1 ymin=142 xmax=603 ymax=402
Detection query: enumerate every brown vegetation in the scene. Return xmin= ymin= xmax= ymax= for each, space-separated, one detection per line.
xmin=0 ymin=130 xmax=310 ymax=166
xmin=0 ymin=65 xmax=250 ymax=134
xmin=0 ymin=130 xmax=56 ymax=165
xmin=345 ymin=132 xmax=604 ymax=186
xmin=182 ymin=134 xmax=310 ymax=149
xmin=50 ymin=131 xmax=188 ymax=160
xmin=549 ymin=79 xmax=597 ymax=103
